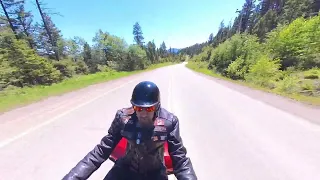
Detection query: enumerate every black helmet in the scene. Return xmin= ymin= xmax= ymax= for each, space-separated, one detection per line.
xmin=130 ymin=81 xmax=160 ymax=107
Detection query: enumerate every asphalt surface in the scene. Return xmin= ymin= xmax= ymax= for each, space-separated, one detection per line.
xmin=1 ymin=62 xmax=320 ymax=180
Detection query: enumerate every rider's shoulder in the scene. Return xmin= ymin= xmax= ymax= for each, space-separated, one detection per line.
xmin=157 ymin=107 xmax=178 ymax=124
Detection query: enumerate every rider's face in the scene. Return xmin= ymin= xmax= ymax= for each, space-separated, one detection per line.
xmin=134 ymin=106 xmax=156 ymax=127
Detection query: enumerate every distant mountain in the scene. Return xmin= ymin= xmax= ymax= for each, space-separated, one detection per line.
xmin=167 ymin=48 xmax=180 ymax=54
xmin=179 ymin=42 xmax=208 ymax=56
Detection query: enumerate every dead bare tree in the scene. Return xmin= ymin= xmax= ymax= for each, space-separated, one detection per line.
xmin=35 ymin=0 xmax=59 ymax=60
xmin=0 ymin=0 xmax=19 ymax=39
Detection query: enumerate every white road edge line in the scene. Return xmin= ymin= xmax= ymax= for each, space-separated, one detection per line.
xmin=0 ymin=78 xmax=139 ymax=149
xmin=7 ymin=85 xmax=101 ymax=122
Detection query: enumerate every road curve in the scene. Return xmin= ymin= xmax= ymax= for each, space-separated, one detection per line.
xmin=1 ymin=63 xmax=320 ymax=180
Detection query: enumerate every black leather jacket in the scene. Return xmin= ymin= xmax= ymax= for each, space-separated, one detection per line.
xmin=62 ymin=107 xmax=197 ymax=180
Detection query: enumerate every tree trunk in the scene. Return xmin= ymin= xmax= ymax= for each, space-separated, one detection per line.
xmin=0 ymin=0 xmax=19 ymax=39
xmin=35 ymin=0 xmax=59 ymax=60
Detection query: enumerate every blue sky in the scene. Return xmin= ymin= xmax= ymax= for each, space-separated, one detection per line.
xmin=25 ymin=0 xmax=245 ymax=49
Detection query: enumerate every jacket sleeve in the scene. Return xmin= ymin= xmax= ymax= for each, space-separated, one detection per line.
xmin=167 ymin=115 xmax=198 ymax=180
xmin=62 ymin=110 xmax=124 ymax=180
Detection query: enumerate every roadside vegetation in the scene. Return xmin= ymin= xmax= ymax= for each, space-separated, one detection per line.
xmin=0 ymin=0 xmax=184 ymax=112
xmin=182 ymin=0 xmax=320 ymax=105
xmin=0 ymin=62 xmax=176 ymax=112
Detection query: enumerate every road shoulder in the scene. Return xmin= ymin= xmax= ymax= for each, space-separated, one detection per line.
xmin=185 ymin=67 xmax=320 ymax=126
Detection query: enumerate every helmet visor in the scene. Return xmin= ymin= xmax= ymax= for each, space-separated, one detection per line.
xmin=130 ymin=99 xmax=159 ymax=107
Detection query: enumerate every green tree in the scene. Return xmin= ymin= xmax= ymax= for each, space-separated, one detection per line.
xmin=133 ymin=22 xmax=144 ymax=48
xmin=0 ymin=29 xmax=61 ymax=88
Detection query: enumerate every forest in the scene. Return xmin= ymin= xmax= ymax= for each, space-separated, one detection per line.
xmin=0 ymin=0 xmax=182 ymax=92
xmin=184 ymin=0 xmax=320 ymax=104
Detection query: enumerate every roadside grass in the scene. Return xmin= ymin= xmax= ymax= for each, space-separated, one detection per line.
xmin=186 ymin=61 xmax=320 ymax=106
xmin=0 ymin=62 xmax=177 ymax=113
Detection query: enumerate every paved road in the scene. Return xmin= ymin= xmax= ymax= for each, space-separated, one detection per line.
xmin=1 ymin=63 xmax=320 ymax=180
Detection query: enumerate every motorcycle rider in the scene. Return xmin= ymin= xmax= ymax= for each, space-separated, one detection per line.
xmin=62 ymin=81 xmax=197 ymax=180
